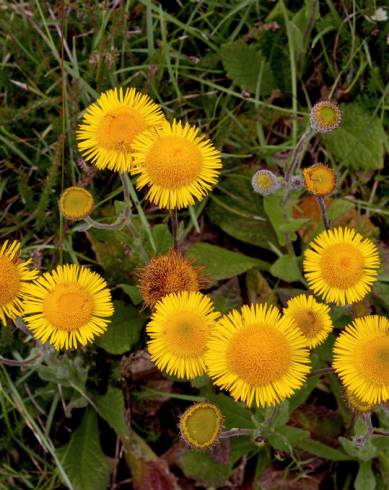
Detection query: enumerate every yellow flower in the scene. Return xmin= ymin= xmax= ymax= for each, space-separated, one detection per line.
xmin=59 ymin=186 xmax=94 ymax=220
xmin=283 ymin=294 xmax=333 ymax=348
xmin=303 ymin=164 xmax=336 ymax=196
xmin=138 ymin=249 xmax=206 ymax=309
xmin=23 ymin=265 xmax=114 ymax=350
xmin=146 ymin=291 xmax=219 ymax=379
xmin=304 ymin=227 xmax=379 ymax=306
xmin=0 ymin=241 xmax=38 ymax=325
xmin=345 ymin=388 xmax=375 ymax=413
xmin=333 ymin=316 xmax=389 ymax=405
xmin=205 ymin=304 xmax=310 ymax=407
xmin=310 ymin=100 xmax=342 ymax=133
xmin=132 ymin=120 xmax=222 ymax=209
xmin=179 ymin=402 xmax=223 ymax=449
xmin=77 ymin=88 xmax=165 ymax=172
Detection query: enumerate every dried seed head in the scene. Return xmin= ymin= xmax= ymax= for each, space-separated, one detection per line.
xmin=179 ymin=402 xmax=223 ymax=449
xmin=251 ymin=170 xmax=280 ymax=196
xmin=138 ymin=249 xmax=206 ymax=309
xmin=310 ymin=101 xmax=342 ymax=134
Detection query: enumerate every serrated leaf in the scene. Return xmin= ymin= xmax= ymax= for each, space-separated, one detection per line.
xmin=95 ymin=386 xmax=128 ymax=437
xmin=179 ymin=450 xmax=230 ymax=487
xmin=58 ymin=409 xmax=111 ymax=490
xmin=187 ymin=242 xmax=268 ymax=281
xmin=270 ymin=255 xmax=301 ymax=282
xmin=321 ymin=103 xmax=387 ymax=170
xmin=96 ymin=301 xmax=144 ymax=355
xmin=355 ymin=461 xmax=376 ymax=490
xmin=221 ymin=42 xmax=274 ymax=95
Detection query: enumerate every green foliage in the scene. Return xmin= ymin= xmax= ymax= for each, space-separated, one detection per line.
xmin=187 ymin=242 xmax=268 ymax=281
xmin=179 ymin=450 xmax=230 ymax=487
xmin=96 ymin=301 xmax=145 ymax=355
xmin=270 ymin=254 xmax=302 ymax=282
xmin=322 ymin=103 xmax=387 ymax=170
xmin=355 ymin=461 xmax=376 ymax=490
xmin=95 ymin=386 xmax=128 ymax=437
xmin=58 ymin=409 xmax=111 ymax=490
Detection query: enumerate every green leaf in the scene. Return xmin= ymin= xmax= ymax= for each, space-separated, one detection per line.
xmin=270 ymin=255 xmax=301 ymax=282
xmin=211 ymin=277 xmax=242 ymax=313
xmin=179 ymin=450 xmax=230 ymax=487
xmin=321 ymin=103 xmax=387 ymax=170
xmin=339 ymin=436 xmax=377 ymax=462
xmin=187 ymin=243 xmax=268 ymax=281
xmin=297 ymin=438 xmax=351 ymax=461
xmin=355 ymin=461 xmax=376 ymax=490
xmin=327 ymin=199 xmax=355 ymax=221
xmin=264 ymin=194 xmax=287 ymax=246
xmin=207 ymin=173 xmax=277 ymax=250
xmin=203 ymin=392 xmax=255 ymax=429
xmin=58 ymin=409 xmax=111 ymax=490
xmin=269 ymin=426 xmax=309 ymax=452
xmin=152 ymin=223 xmax=173 ymax=254
xmin=119 ymin=284 xmax=142 ymax=305
xmin=95 ymin=386 xmax=128 ymax=437
xmin=96 ymin=301 xmax=144 ymax=355
xmin=221 ymin=42 xmax=274 ymax=96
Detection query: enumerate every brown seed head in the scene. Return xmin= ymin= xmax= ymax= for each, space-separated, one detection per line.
xmin=138 ymin=249 xmax=206 ymax=309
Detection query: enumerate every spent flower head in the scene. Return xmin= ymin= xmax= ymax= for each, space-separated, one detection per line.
xmin=310 ymin=101 xmax=342 ymax=134
xmin=251 ymin=169 xmax=280 ymax=196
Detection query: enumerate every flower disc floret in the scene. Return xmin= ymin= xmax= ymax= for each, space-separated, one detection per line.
xmin=303 ymin=164 xmax=336 ymax=196
xmin=283 ymin=294 xmax=333 ymax=348
xmin=23 ymin=265 xmax=114 ymax=349
xmin=205 ymin=304 xmax=310 ymax=407
xmin=310 ymin=101 xmax=342 ymax=133
xmin=77 ymin=87 xmax=165 ymax=172
xmin=333 ymin=316 xmax=389 ymax=405
xmin=132 ymin=120 xmax=222 ymax=209
xmin=146 ymin=291 xmax=219 ymax=379
xmin=59 ymin=186 xmax=94 ymax=220
xmin=304 ymin=227 xmax=379 ymax=305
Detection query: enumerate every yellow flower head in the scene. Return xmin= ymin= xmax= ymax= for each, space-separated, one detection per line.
xmin=345 ymin=388 xmax=375 ymax=413
xmin=304 ymin=227 xmax=380 ymax=306
xmin=77 ymin=88 xmax=165 ymax=172
xmin=303 ymin=164 xmax=336 ymax=196
xmin=251 ymin=170 xmax=280 ymax=196
xmin=132 ymin=120 xmax=222 ymax=209
xmin=283 ymin=294 xmax=333 ymax=348
xmin=205 ymin=304 xmax=310 ymax=407
xmin=59 ymin=186 xmax=94 ymax=220
xmin=333 ymin=316 xmax=389 ymax=405
xmin=310 ymin=100 xmax=342 ymax=133
xmin=179 ymin=402 xmax=223 ymax=449
xmin=0 ymin=241 xmax=38 ymax=326
xmin=23 ymin=265 xmax=114 ymax=350
xmin=138 ymin=249 xmax=206 ymax=309
xmin=146 ymin=291 xmax=219 ymax=379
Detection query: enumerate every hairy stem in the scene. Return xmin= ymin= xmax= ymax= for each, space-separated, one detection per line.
xmin=316 ymin=196 xmax=330 ymax=230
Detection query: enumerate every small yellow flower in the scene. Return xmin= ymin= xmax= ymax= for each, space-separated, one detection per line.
xmin=310 ymin=100 xmax=342 ymax=133
xmin=138 ymin=249 xmax=206 ymax=309
xmin=251 ymin=170 xmax=280 ymax=196
xmin=303 ymin=164 xmax=336 ymax=196
xmin=0 ymin=240 xmax=38 ymax=325
xmin=132 ymin=120 xmax=222 ymax=209
xmin=179 ymin=402 xmax=223 ymax=449
xmin=333 ymin=316 xmax=389 ymax=405
xmin=77 ymin=87 xmax=165 ymax=172
xmin=283 ymin=294 xmax=333 ymax=348
xmin=146 ymin=291 xmax=219 ymax=379
xmin=205 ymin=304 xmax=310 ymax=407
xmin=304 ymin=227 xmax=380 ymax=306
xmin=59 ymin=186 xmax=94 ymax=221
xmin=23 ymin=265 xmax=114 ymax=350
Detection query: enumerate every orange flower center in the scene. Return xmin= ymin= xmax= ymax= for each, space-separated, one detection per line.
xmin=358 ymin=336 xmax=389 ymax=385
xmin=0 ymin=256 xmax=20 ymax=306
xmin=320 ymin=243 xmax=364 ymax=289
xmin=43 ymin=284 xmax=94 ymax=331
xmin=166 ymin=310 xmax=208 ymax=356
xmin=145 ymin=136 xmax=202 ymax=189
xmin=227 ymin=324 xmax=291 ymax=386
xmin=292 ymin=309 xmax=323 ymax=340
xmin=96 ymin=107 xmax=147 ymax=151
